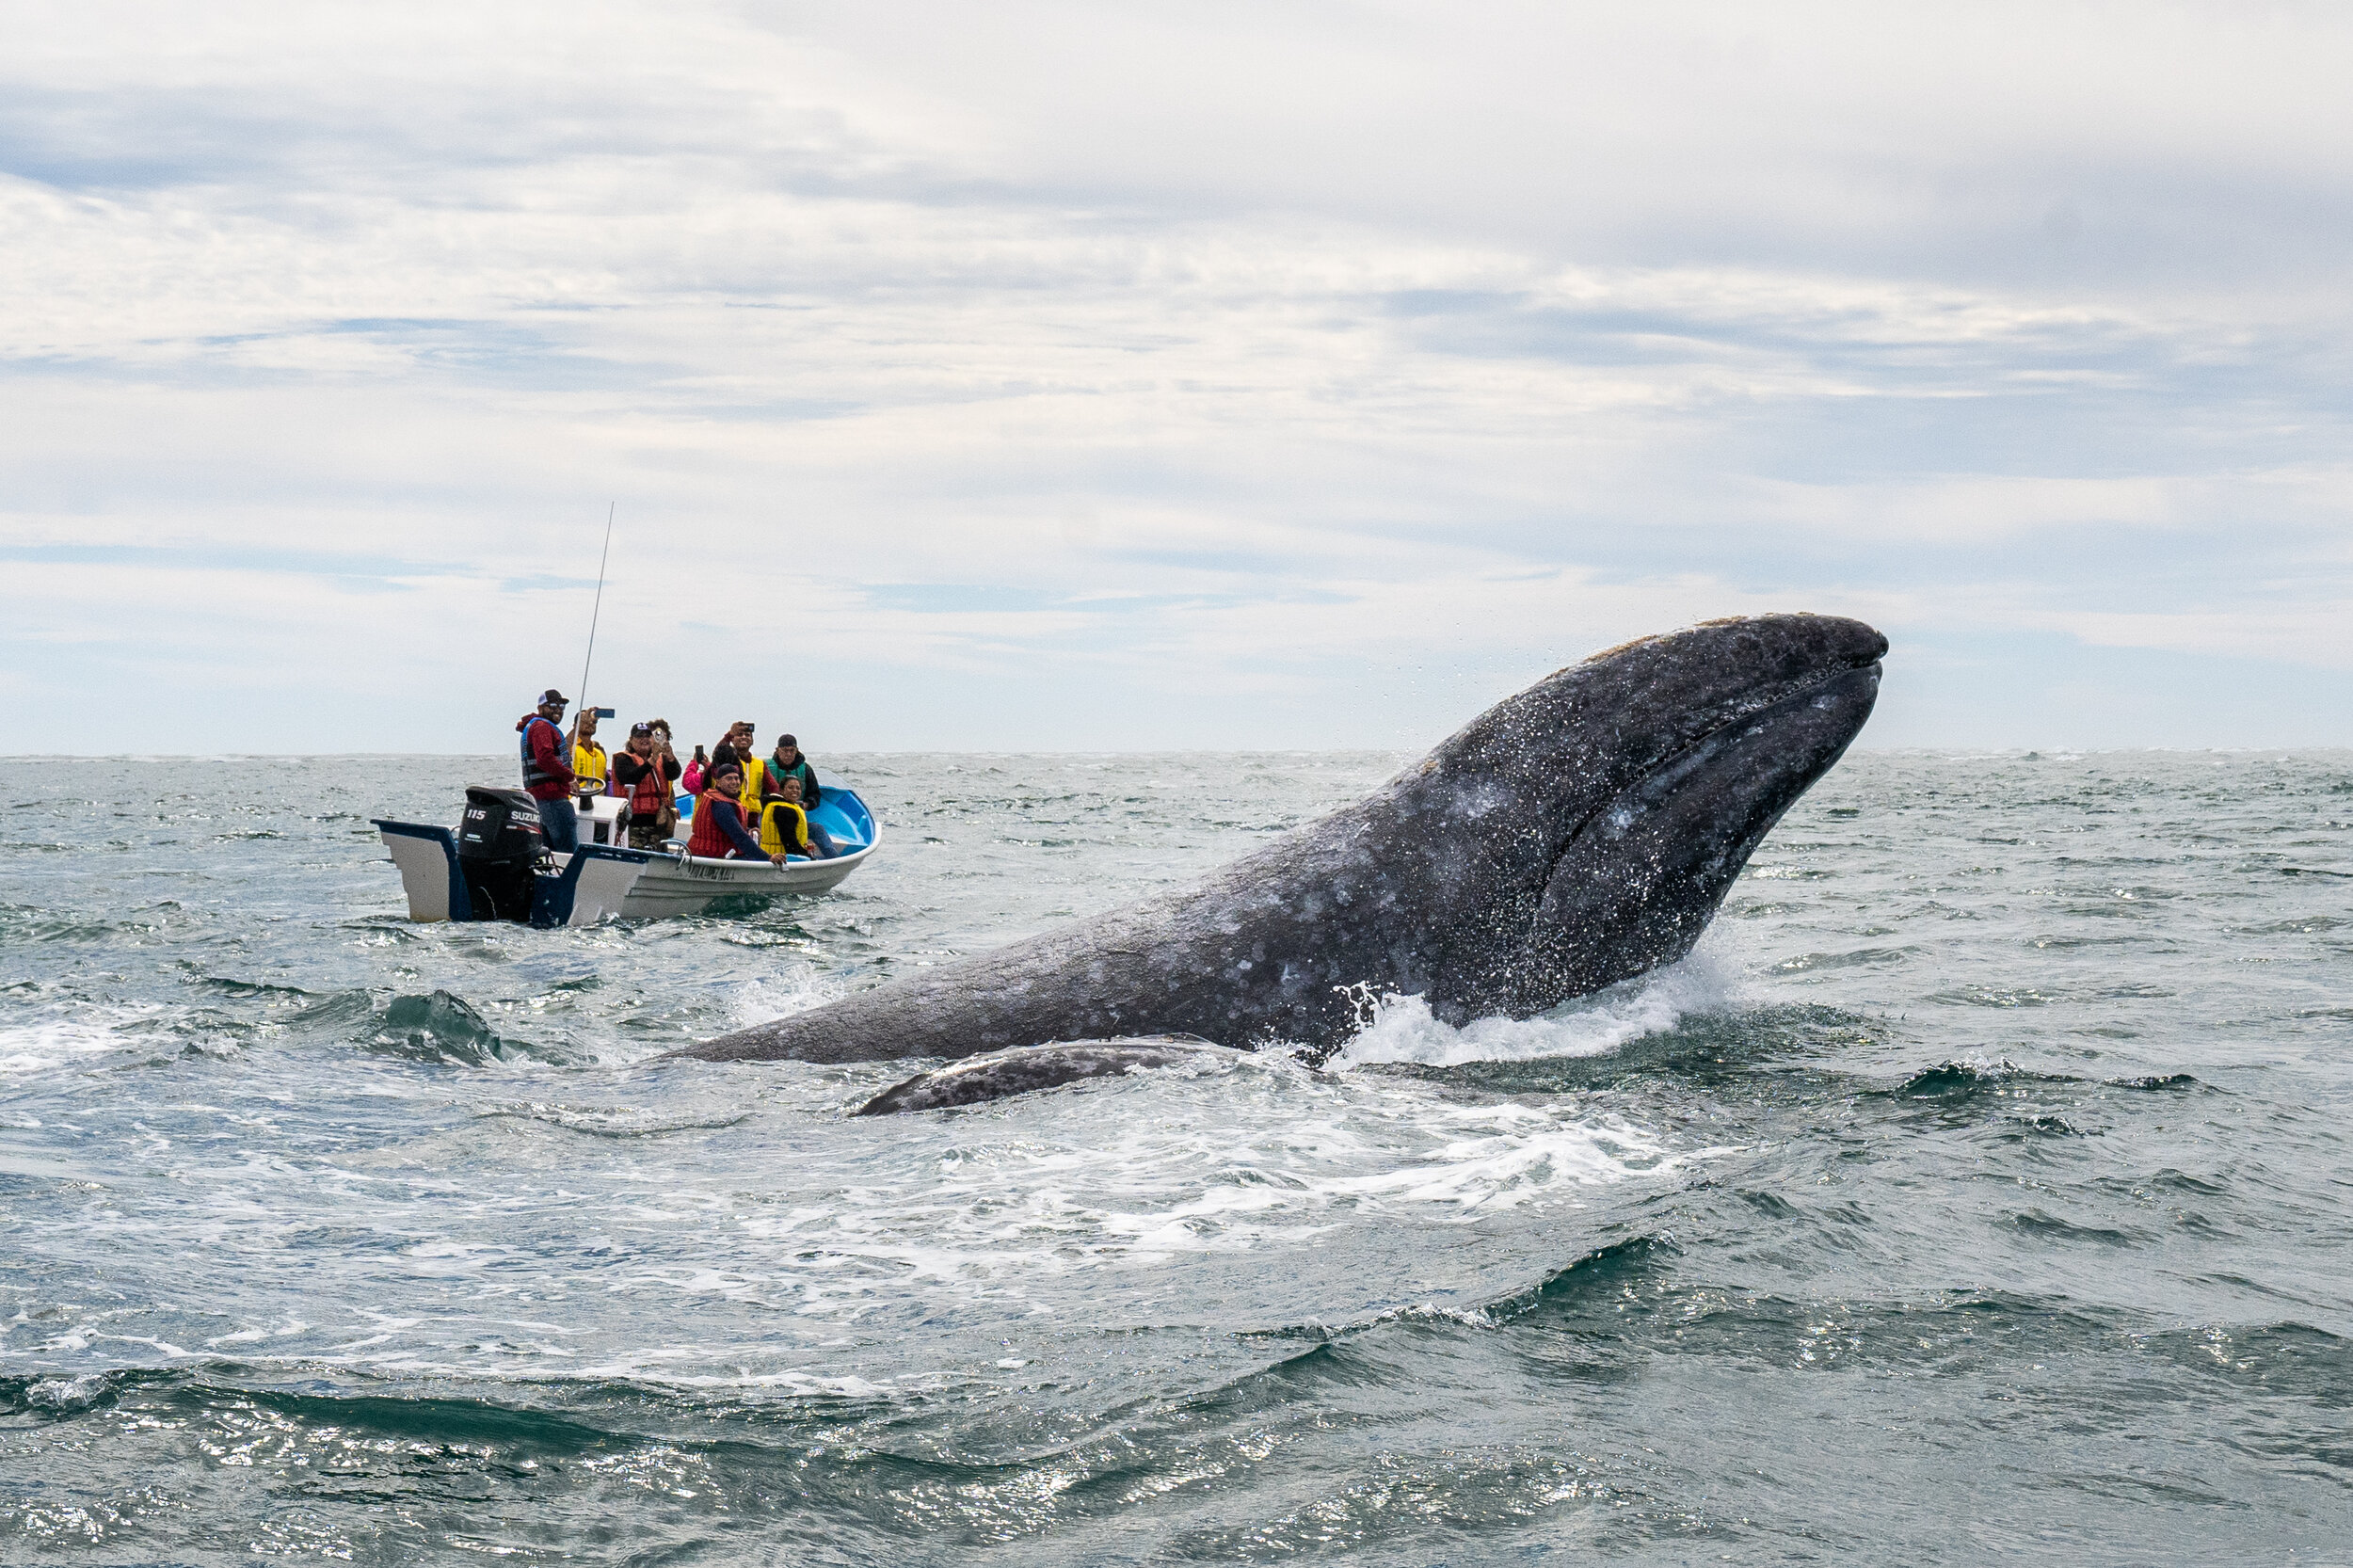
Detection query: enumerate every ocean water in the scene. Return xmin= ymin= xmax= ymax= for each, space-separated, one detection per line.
xmin=3 ymin=750 xmax=2350 ymax=1565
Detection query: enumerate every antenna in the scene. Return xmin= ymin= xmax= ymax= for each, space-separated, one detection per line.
xmin=576 ymin=501 xmax=615 ymax=715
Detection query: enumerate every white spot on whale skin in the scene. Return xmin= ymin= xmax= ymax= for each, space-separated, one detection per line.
xmin=1449 ymin=778 xmax=1512 ymax=819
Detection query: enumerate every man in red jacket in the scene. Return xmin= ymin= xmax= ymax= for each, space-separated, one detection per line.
xmin=518 ymin=689 xmax=580 ymax=853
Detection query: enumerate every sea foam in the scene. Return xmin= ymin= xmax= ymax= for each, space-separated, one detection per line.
xmin=1334 ymin=942 xmax=1741 ymax=1068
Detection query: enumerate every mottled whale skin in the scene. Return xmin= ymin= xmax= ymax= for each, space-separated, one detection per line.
xmin=856 ymin=1036 xmax=1233 ymax=1115
xmin=667 ymin=614 xmax=1885 ymax=1067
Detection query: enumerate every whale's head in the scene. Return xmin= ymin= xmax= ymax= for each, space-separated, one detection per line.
xmin=1394 ymin=613 xmax=1885 ymax=1022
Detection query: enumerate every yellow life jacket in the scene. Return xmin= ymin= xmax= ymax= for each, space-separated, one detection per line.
xmin=757 ymin=800 xmax=811 ymax=857
xmin=741 ymin=756 xmax=772 ymax=806
xmin=573 ymin=740 xmax=609 ymax=792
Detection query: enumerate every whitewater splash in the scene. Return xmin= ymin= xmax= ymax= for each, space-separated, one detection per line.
xmin=0 ymin=1002 xmax=177 ymax=1080
xmin=1333 ymin=943 xmax=1743 ymax=1068
xmin=706 ymin=931 xmax=1745 ymax=1080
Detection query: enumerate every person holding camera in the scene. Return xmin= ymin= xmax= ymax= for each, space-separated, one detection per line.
xmin=569 ymin=708 xmax=611 ymax=797
xmin=613 ymin=722 xmax=682 ymax=850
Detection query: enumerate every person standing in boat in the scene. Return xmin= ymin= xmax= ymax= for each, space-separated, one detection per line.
xmin=715 ymin=722 xmax=754 ymax=775
xmin=612 ymin=722 xmax=681 ymax=850
xmin=569 ymin=710 xmax=610 ymax=798
xmin=685 ymin=763 xmax=785 ymax=865
xmin=518 ymin=690 xmax=580 ymax=853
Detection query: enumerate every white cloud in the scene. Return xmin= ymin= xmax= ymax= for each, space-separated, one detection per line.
xmin=1 ymin=0 xmax=2348 ymax=749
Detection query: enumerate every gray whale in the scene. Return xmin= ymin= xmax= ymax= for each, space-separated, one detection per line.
xmin=668 ymin=614 xmax=1884 ymax=1067
xmin=856 ymin=1036 xmax=1235 ymax=1115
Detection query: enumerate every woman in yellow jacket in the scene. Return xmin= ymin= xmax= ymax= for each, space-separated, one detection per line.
xmin=755 ymin=776 xmax=839 ymax=859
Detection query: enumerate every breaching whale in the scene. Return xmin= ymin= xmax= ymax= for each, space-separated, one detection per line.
xmin=666 ymin=614 xmax=1884 ymax=1070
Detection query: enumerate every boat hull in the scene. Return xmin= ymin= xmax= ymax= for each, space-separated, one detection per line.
xmin=612 ymin=844 xmax=875 ymax=918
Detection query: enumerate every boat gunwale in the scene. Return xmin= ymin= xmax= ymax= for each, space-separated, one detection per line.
xmin=631 ymin=840 xmax=876 ymax=879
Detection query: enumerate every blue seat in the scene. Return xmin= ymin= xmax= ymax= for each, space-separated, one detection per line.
xmin=675 ymin=784 xmax=872 ymax=854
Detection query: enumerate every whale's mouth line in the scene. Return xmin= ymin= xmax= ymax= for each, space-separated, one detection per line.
xmin=1697 ymin=651 xmax=1885 ymax=747
xmin=1533 ymin=655 xmax=1884 ymax=900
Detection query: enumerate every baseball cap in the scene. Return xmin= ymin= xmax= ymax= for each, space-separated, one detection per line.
xmin=536 ymin=689 xmax=569 ymax=707
xmin=630 ymin=721 xmax=653 ymax=737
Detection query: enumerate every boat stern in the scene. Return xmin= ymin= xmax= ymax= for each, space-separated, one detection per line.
xmin=374 ymin=821 xmax=471 ymax=921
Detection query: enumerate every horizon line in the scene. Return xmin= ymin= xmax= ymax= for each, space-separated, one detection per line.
xmin=5 ymin=745 xmax=2348 ymax=761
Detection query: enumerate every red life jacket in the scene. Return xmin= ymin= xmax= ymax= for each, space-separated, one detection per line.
xmin=687 ymin=794 xmax=748 ymax=858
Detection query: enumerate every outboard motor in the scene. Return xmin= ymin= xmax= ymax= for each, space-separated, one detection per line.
xmin=456 ymin=786 xmax=543 ymax=921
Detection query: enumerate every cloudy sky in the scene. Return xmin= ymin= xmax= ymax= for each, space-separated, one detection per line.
xmin=4 ymin=1 xmax=2347 ymax=752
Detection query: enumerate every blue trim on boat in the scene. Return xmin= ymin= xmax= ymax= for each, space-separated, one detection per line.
xmin=526 ymin=843 xmax=656 ymax=926
xmin=809 ymin=791 xmax=875 ymax=852
xmin=373 ymin=823 xmax=660 ymax=925
xmin=674 ymin=788 xmax=875 ymax=854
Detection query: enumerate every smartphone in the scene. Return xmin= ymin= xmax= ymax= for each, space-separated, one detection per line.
xmin=595 ymin=707 xmax=616 ymax=719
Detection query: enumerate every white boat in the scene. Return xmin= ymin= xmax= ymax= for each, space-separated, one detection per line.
xmin=605 ymin=788 xmax=877 ymax=917
xmin=372 ymin=773 xmax=881 ymax=926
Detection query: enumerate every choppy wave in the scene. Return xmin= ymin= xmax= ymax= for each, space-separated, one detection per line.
xmin=5 ymin=750 xmax=2353 ymax=1563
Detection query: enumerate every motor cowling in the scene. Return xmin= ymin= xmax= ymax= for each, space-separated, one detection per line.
xmin=458 ymin=787 xmax=544 ymax=861
xmin=456 ymin=786 xmax=543 ymax=921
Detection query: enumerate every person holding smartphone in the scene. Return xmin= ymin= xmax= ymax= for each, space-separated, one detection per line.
xmin=569 ymin=708 xmax=612 ymax=797
xmin=613 ymin=722 xmax=682 ymax=849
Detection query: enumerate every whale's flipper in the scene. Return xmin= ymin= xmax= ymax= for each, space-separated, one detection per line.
xmin=855 ymin=1036 xmax=1235 ymax=1115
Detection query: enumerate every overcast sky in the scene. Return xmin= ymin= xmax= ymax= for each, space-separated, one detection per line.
xmin=4 ymin=1 xmax=2348 ymax=752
